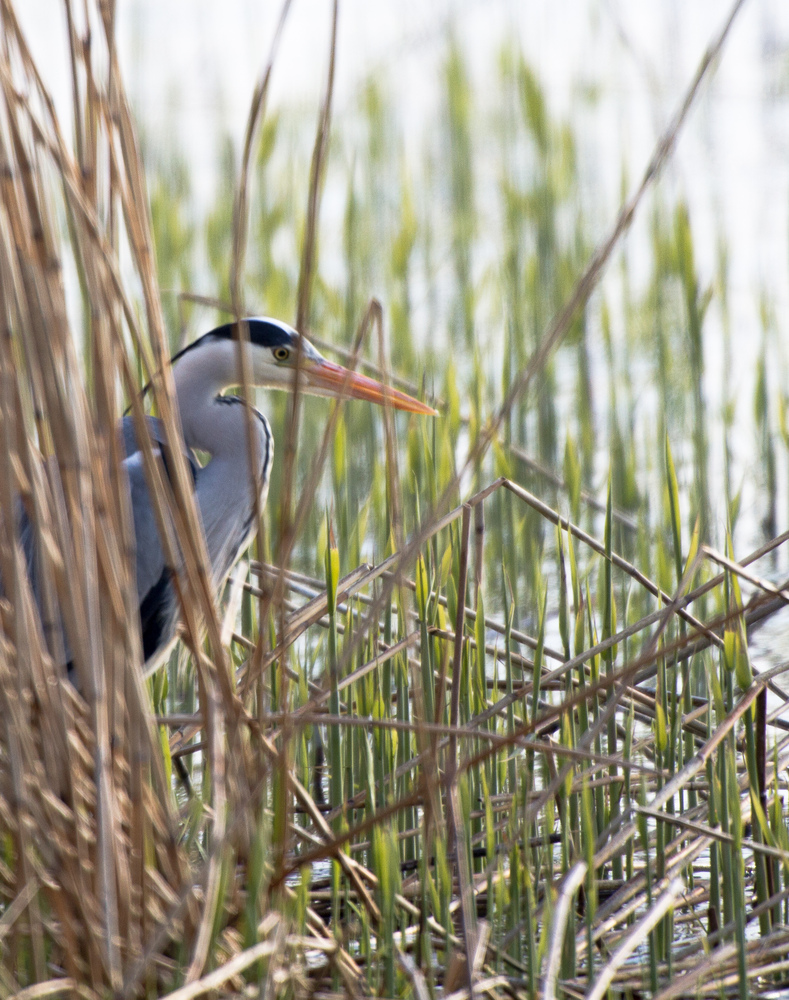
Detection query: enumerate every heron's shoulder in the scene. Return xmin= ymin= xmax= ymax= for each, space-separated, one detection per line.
xmin=120 ymin=414 xmax=165 ymax=458
xmin=120 ymin=415 xmax=199 ymax=484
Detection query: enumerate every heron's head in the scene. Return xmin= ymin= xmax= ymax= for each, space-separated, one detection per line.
xmin=188 ymin=317 xmax=437 ymax=416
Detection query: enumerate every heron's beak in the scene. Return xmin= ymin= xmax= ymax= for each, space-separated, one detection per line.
xmin=303 ymin=359 xmax=438 ymax=416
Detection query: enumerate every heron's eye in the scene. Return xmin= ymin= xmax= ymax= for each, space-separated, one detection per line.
xmin=273 ymin=347 xmax=290 ymax=362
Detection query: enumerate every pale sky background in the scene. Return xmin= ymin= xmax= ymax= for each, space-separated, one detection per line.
xmin=16 ymin=0 xmax=789 ymax=662
xmin=20 ymin=0 xmax=789 ymax=310
xmin=19 ymin=0 xmax=789 ymax=494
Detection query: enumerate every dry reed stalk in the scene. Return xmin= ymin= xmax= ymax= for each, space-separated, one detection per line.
xmin=0 ymin=0 xmax=267 ymax=990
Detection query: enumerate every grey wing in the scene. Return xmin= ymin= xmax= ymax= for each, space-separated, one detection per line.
xmin=121 ymin=415 xmax=200 ymax=480
xmin=125 ymin=453 xmax=164 ymax=604
xmin=121 ymin=414 xmax=163 ymax=458
xmin=124 ymin=451 xmax=177 ymax=663
xmin=0 ymin=496 xmax=71 ymax=666
xmin=122 ymin=421 xmax=200 ymax=663
xmin=2 ymin=420 xmax=195 ymax=670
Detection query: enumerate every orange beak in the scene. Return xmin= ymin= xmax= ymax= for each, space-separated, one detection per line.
xmin=303 ymin=358 xmax=438 ymax=416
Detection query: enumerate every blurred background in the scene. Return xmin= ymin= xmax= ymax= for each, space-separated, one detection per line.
xmin=8 ymin=6 xmax=789 ymax=990
xmin=18 ymin=0 xmax=789 ymax=643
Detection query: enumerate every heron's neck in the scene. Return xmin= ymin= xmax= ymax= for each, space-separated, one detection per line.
xmin=171 ymin=344 xmax=274 ymax=588
xmin=172 ymin=340 xmax=256 ymax=457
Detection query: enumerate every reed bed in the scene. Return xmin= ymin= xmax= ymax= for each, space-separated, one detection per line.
xmin=3 ymin=0 xmax=789 ymax=998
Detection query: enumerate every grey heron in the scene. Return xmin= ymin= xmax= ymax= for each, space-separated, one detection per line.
xmin=10 ymin=317 xmax=436 ymax=672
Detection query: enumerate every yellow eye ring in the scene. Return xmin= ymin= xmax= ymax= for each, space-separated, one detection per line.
xmin=273 ymin=347 xmax=290 ymax=362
